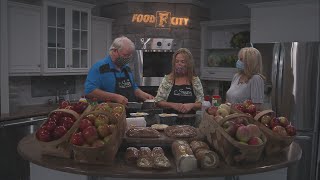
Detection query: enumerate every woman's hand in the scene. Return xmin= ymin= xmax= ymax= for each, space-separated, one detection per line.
xmin=179 ymin=103 xmax=194 ymax=113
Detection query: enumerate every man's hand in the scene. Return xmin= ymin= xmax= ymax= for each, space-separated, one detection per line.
xmin=113 ymin=94 xmax=128 ymax=105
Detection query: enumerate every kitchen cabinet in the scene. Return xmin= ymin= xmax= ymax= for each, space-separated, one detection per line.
xmin=8 ymin=2 xmax=41 ymax=75
xmin=91 ymin=16 xmax=113 ymax=66
xmin=42 ymin=0 xmax=94 ymax=75
xmin=200 ymin=18 xmax=250 ymax=81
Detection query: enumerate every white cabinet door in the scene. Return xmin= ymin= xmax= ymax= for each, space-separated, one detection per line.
xmin=91 ymin=16 xmax=113 ymax=66
xmin=8 ymin=2 xmax=41 ymax=75
xmin=42 ymin=0 xmax=94 ymax=75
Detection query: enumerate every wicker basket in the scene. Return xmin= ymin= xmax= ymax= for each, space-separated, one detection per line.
xmin=254 ymin=110 xmax=295 ymax=156
xmin=200 ymin=111 xmax=267 ymax=166
xmin=36 ymin=109 xmax=81 ymax=158
xmin=71 ymin=103 xmax=126 ymax=164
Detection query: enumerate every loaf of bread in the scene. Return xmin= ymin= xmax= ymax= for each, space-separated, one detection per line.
xmin=125 ymin=147 xmax=139 ymax=164
xmin=126 ymin=127 xmax=160 ymax=138
xmin=189 ymin=141 xmax=210 ymax=153
xmin=195 ymin=149 xmax=220 ymax=169
xmin=151 ymin=147 xmax=164 ymax=157
xmin=139 ymin=147 xmax=152 ymax=158
xmin=151 ymin=147 xmax=171 ymax=169
xmin=137 ymin=147 xmax=153 ymax=169
xmin=171 ymin=140 xmax=197 ymax=172
xmin=165 ymin=125 xmax=197 ymax=138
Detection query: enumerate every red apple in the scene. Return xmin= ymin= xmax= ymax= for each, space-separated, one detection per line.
xmin=42 ymin=120 xmax=57 ymax=132
xmin=207 ymin=106 xmax=218 ymax=116
xmin=59 ymin=100 xmax=70 ymax=109
xmin=223 ymin=121 xmax=238 ymax=137
xmin=36 ymin=128 xmax=52 ymax=142
xmin=62 ymin=117 xmax=74 ymax=130
xmin=278 ymin=116 xmax=289 ymax=127
xmin=248 ymin=137 xmax=263 ymax=145
xmin=52 ymin=126 xmax=67 ymax=140
xmin=82 ymin=126 xmax=98 ymax=144
xmin=243 ymin=99 xmax=253 ymax=108
xmin=234 ymin=117 xmax=249 ymax=125
xmin=85 ymin=114 xmax=96 ymax=124
xmin=246 ymin=104 xmax=256 ymax=117
xmin=261 ymin=115 xmax=272 ymax=125
xmin=72 ymin=101 xmax=89 ymax=114
xmin=71 ymin=132 xmax=85 ymax=146
xmin=246 ymin=124 xmax=261 ymax=137
xmin=97 ymin=124 xmax=112 ymax=137
xmin=270 ymin=117 xmax=281 ymax=129
xmin=285 ymin=124 xmax=297 ymax=136
xmin=236 ymin=126 xmax=251 ymax=142
xmin=272 ymin=125 xmax=288 ymax=136
xmin=79 ymin=118 xmax=93 ymax=131
xmin=234 ymin=104 xmax=246 ymax=113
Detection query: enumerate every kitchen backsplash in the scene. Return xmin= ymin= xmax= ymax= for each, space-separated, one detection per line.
xmin=9 ymin=76 xmax=87 ymax=110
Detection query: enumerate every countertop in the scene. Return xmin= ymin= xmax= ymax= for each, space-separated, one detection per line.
xmin=0 ymin=104 xmax=58 ymax=122
xmin=18 ymin=135 xmax=302 ymax=178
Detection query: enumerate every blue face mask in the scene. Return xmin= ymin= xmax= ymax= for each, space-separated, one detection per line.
xmin=236 ymin=60 xmax=244 ymax=70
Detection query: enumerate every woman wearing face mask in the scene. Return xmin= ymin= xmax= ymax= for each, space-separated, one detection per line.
xmin=155 ymin=48 xmax=204 ymax=114
xmin=85 ymin=36 xmax=154 ymax=105
xmin=226 ymin=47 xmax=265 ymax=109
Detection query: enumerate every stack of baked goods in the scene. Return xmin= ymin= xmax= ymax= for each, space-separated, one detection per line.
xmin=125 ymin=146 xmax=171 ymax=170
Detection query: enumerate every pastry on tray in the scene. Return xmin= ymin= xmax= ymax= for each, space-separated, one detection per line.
xmin=126 ymin=127 xmax=160 ymax=138
xmin=125 ymin=147 xmax=139 ymax=164
xmin=164 ymin=125 xmax=197 ymax=138
xmin=151 ymin=124 xmax=169 ymax=131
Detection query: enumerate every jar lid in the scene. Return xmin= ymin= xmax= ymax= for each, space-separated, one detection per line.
xmin=212 ymin=95 xmax=221 ymax=99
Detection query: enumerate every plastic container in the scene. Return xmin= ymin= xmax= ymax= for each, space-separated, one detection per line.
xmin=202 ymin=95 xmax=211 ymax=111
xmin=212 ymin=95 xmax=222 ymax=107
xmin=158 ymin=114 xmax=177 ymax=126
xmin=126 ymin=117 xmax=147 ymax=130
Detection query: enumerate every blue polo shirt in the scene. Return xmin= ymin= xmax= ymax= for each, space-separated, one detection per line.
xmin=84 ymin=56 xmax=138 ymax=95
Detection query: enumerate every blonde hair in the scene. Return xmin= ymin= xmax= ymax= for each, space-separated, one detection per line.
xmin=169 ymin=48 xmax=195 ymax=82
xmin=238 ymin=47 xmax=265 ymax=80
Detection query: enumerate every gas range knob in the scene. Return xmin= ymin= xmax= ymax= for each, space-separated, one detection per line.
xmin=167 ymin=43 xmax=171 ymax=46
xmin=157 ymin=42 xmax=162 ymax=46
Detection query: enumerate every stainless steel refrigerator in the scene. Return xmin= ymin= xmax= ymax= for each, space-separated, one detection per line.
xmin=253 ymin=42 xmax=320 ymax=180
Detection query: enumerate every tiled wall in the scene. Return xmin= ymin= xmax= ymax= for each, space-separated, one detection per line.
xmin=9 ymin=75 xmax=86 ymax=110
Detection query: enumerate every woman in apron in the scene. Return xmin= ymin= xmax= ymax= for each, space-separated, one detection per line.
xmin=155 ymin=48 xmax=204 ymax=114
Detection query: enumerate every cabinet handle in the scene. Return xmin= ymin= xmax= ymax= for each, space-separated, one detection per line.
xmin=67 ymin=65 xmax=69 ymax=67
xmin=37 ymin=64 xmax=40 ymax=67
xmin=70 ymin=64 xmax=73 ymax=68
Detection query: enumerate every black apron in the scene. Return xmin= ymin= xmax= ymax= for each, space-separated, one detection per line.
xmin=113 ymin=69 xmax=137 ymax=102
xmin=166 ymin=80 xmax=196 ymax=114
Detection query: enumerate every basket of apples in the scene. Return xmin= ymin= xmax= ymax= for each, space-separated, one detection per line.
xmin=254 ymin=110 xmax=296 ymax=156
xmin=201 ymin=109 xmax=267 ymax=166
xmin=35 ymin=100 xmax=90 ymax=158
xmin=231 ymin=100 xmax=258 ymax=117
xmin=70 ymin=102 xmax=126 ymax=164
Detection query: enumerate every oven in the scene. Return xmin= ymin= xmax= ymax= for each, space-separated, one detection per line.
xmin=131 ymin=38 xmax=182 ymax=87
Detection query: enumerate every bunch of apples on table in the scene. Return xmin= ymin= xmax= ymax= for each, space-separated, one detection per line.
xmin=259 ymin=114 xmax=296 ymax=137
xmin=232 ymin=100 xmax=258 ymax=117
xmin=206 ymin=103 xmax=234 ymax=121
xmin=222 ymin=117 xmax=264 ymax=145
xmin=70 ymin=103 xmax=124 ymax=147
xmin=36 ymin=100 xmax=89 ymax=142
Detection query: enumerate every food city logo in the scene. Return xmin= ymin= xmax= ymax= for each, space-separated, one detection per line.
xmin=131 ymin=11 xmax=189 ymax=28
